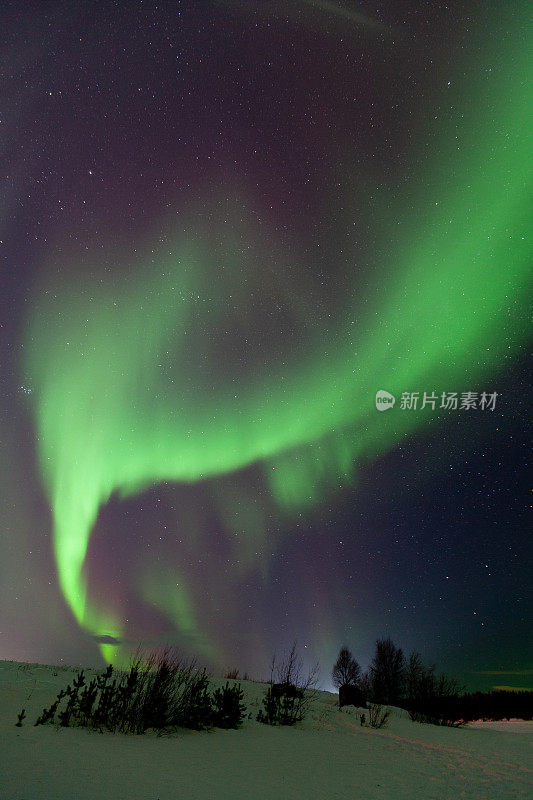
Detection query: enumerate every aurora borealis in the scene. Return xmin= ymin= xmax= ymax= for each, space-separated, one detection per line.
xmin=1 ymin=1 xmax=531 ymax=690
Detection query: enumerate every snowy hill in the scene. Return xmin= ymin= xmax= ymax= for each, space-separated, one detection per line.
xmin=1 ymin=660 xmax=531 ymax=799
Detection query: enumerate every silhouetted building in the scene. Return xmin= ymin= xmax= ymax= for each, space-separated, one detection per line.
xmin=339 ymin=683 xmax=366 ymax=708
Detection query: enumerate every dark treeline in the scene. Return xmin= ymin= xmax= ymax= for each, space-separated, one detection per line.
xmin=457 ymin=690 xmax=533 ymax=722
xmin=332 ymin=639 xmax=532 ymax=724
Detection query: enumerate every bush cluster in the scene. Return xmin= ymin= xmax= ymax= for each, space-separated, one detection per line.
xmin=257 ymin=644 xmax=318 ymax=727
xmin=257 ymin=682 xmax=306 ymax=726
xmin=30 ymin=651 xmax=246 ymax=734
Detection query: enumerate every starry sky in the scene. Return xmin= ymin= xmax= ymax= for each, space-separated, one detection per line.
xmin=0 ymin=0 xmax=531 ymax=692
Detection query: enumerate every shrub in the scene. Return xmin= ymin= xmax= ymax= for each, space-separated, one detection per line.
xmin=409 ymin=709 xmax=464 ymax=727
xmin=367 ymin=702 xmax=390 ymax=729
xmin=35 ymin=697 xmax=62 ymax=727
xmin=257 ymin=682 xmax=306 ymax=726
xmin=257 ymin=644 xmax=318 ymax=726
xmin=225 ymin=668 xmax=240 ymax=680
xmin=211 ymin=682 xmax=246 ymax=728
xmin=178 ymin=670 xmax=212 ymax=730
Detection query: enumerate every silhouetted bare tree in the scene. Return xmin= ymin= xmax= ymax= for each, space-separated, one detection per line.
xmin=359 ymin=669 xmax=372 ymax=699
xmin=405 ymin=651 xmax=463 ymax=726
xmin=369 ymin=637 xmax=405 ymax=705
xmin=405 ymin=651 xmax=424 ymax=705
xmin=331 ymin=646 xmax=361 ymax=689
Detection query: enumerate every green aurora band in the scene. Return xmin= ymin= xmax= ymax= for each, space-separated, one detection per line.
xmin=23 ymin=31 xmax=531 ymax=664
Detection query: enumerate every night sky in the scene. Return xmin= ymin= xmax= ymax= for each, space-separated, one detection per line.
xmin=1 ymin=0 xmax=531 ymax=693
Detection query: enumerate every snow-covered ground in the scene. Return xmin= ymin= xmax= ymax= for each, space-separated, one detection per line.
xmin=1 ymin=660 xmax=531 ymax=799
xmin=467 ymin=720 xmax=532 ymax=734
